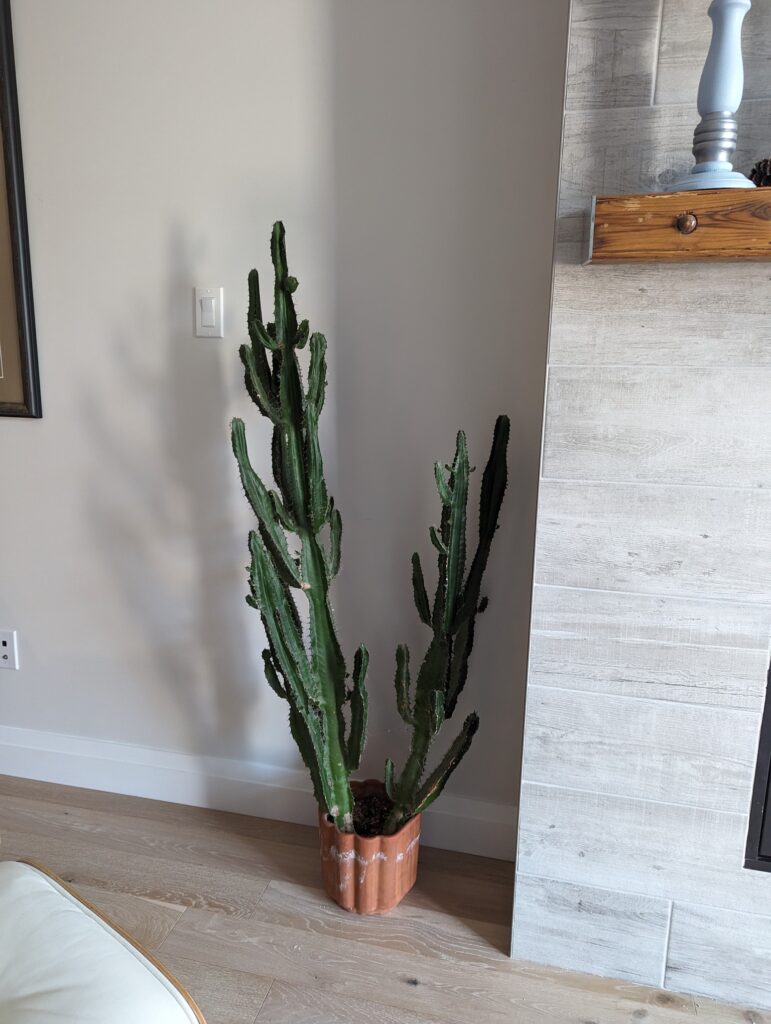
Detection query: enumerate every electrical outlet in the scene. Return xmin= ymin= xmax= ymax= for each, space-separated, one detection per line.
xmin=0 ymin=630 xmax=19 ymax=670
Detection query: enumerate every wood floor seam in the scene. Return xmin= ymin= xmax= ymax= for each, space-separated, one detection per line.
xmin=252 ymin=978 xmax=275 ymax=1024
xmin=156 ymin=904 xmax=192 ymax=955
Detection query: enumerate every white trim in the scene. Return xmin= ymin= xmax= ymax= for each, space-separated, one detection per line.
xmin=0 ymin=724 xmax=516 ymax=860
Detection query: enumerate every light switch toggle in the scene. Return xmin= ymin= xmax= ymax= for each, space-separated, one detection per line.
xmin=194 ymin=287 xmax=224 ymax=338
xmin=200 ymin=295 xmax=216 ymax=327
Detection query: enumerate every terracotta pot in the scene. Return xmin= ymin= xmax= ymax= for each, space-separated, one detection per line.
xmin=318 ymin=779 xmax=421 ymax=914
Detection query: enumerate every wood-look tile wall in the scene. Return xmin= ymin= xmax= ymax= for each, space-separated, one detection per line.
xmin=511 ymin=0 xmax=771 ymax=1009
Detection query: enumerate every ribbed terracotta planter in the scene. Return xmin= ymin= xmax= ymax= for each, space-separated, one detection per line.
xmin=318 ymin=780 xmax=421 ymax=914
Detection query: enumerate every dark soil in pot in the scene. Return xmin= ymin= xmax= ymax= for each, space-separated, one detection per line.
xmin=325 ymin=779 xmax=395 ymax=837
xmin=353 ymin=788 xmax=394 ymax=837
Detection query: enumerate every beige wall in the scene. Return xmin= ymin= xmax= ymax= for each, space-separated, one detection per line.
xmin=512 ymin=0 xmax=771 ymax=1007
xmin=0 ymin=0 xmax=568 ymax=856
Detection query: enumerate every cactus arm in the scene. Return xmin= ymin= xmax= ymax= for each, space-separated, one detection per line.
xmin=296 ymin=319 xmax=310 ymax=349
xmin=304 ymin=399 xmax=329 ymax=532
xmin=346 ymin=644 xmax=369 ymax=772
xmin=262 ymin=650 xmax=286 ymax=700
xmin=247 ymin=531 xmax=315 ymax=703
xmin=410 ymin=713 xmax=479 ymax=817
xmin=270 ymin=490 xmax=296 ymax=531
xmin=276 ymin=341 xmax=309 ymax=525
xmin=430 ymin=433 xmax=469 ymax=633
xmin=268 ymin=344 xmax=281 ymax=395
xmin=288 ymin=703 xmax=327 ymax=807
xmin=246 ymin=267 xmax=273 ymax=361
xmin=247 ymin=267 xmax=262 ymax=324
xmin=305 ymin=334 xmax=329 ymax=530
xmin=445 ymin=614 xmax=475 ymax=718
xmin=326 ymin=500 xmax=342 ymax=578
xmin=249 ymin=317 xmax=280 ymax=352
xmin=307 ymin=333 xmax=327 ymax=412
xmin=270 ymin=425 xmax=284 ymax=495
xmin=298 ymin=524 xmax=353 ymax=829
xmin=241 ymin=344 xmax=280 ymax=424
xmin=271 ymin=222 xmax=297 ymax=345
xmin=384 ymin=757 xmax=396 ymax=800
xmin=251 ymin=523 xmax=349 ymax=825
xmin=430 ymin=690 xmax=445 ymax=735
xmin=429 ymin=526 xmax=447 ymax=555
xmin=231 ymin=418 xmax=302 ymax=587
xmin=456 ymin=415 xmax=510 ymax=624
xmin=434 ymin=462 xmax=452 ymax=505
xmin=440 ymin=432 xmax=469 ymax=634
xmin=385 ymin=636 xmax=450 ymax=831
xmin=411 ymin=553 xmax=432 ymax=626
xmin=394 ymin=644 xmax=414 ymax=724
xmin=287 ymin=334 xmax=351 ymax=823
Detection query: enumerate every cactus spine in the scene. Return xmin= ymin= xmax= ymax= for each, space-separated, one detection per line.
xmin=231 ymin=222 xmax=367 ymax=833
xmin=383 ymin=416 xmax=510 ymax=834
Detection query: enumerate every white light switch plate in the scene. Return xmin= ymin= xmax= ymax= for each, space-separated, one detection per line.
xmin=0 ymin=630 xmax=19 ymax=670
xmin=194 ymin=287 xmax=224 ymax=338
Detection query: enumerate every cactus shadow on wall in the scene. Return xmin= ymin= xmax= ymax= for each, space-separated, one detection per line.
xmin=80 ymin=226 xmax=277 ymax=800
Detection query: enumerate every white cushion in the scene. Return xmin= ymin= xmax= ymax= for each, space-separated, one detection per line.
xmin=0 ymin=861 xmax=203 ymax=1023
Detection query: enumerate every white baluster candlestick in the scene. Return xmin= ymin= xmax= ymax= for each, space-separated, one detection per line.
xmin=666 ymin=0 xmax=755 ymax=191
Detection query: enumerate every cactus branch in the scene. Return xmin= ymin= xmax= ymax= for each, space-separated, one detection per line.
xmin=434 ymin=462 xmax=452 ymax=505
xmin=445 ymin=613 xmax=475 ymax=718
xmin=411 ymin=713 xmax=479 ymax=817
xmin=232 ymin=223 xmax=366 ymax=832
xmin=327 ymin=500 xmax=342 ymax=579
xmin=411 ymin=553 xmax=432 ymax=626
xmin=232 ymin=419 xmax=302 ymax=588
xmin=384 ymin=757 xmax=396 ymax=801
xmin=262 ymin=649 xmax=286 ymax=700
xmin=346 ymin=644 xmax=369 ymax=772
xmin=289 ymin=704 xmax=326 ymax=807
xmin=242 ymin=343 xmax=280 ymax=423
xmin=394 ymin=644 xmax=414 ymax=725
xmin=455 ymin=415 xmax=511 ymax=627
xmin=384 ymin=418 xmax=509 ymax=834
xmin=429 ymin=526 xmax=447 ymax=555
xmin=307 ymin=333 xmax=327 ymax=412
xmin=438 ymin=432 xmax=469 ymax=635
xmin=430 ymin=690 xmax=445 ymax=735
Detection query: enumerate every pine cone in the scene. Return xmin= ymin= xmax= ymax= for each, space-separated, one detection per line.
xmin=749 ymin=158 xmax=771 ymax=186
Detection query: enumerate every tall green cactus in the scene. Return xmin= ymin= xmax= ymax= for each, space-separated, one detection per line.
xmin=231 ymin=222 xmax=367 ymax=833
xmin=383 ymin=416 xmax=510 ymax=834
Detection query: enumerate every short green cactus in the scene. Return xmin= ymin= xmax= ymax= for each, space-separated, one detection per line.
xmin=231 ymin=222 xmax=366 ymax=833
xmin=232 ymin=222 xmax=508 ymax=837
xmin=382 ymin=417 xmax=509 ymax=833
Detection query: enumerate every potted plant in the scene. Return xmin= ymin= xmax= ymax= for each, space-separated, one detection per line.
xmin=231 ymin=222 xmax=509 ymax=914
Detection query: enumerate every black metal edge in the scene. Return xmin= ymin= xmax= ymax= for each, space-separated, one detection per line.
xmin=744 ymin=660 xmax=771 ymax=871
xmin=0 ymin=0 xmax=40 ymax=417
xmin=744 ymin=855 xmax=771 ymax=873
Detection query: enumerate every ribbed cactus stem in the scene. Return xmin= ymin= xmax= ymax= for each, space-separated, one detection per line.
xmin=232 ymin=222 xmax=367 ymax=833
xmin=383 ymin=417 xmax=509 ymax=834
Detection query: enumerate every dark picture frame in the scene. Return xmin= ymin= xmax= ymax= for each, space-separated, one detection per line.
xmin=0 ymin=0 xmax=39 ymax=418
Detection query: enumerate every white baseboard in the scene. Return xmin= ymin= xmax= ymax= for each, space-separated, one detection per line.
xmin=0 ymin=724 xmax=516 ymax=860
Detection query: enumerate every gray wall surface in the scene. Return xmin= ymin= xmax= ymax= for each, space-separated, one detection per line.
xmin=511 ymin=0 xmax=771 ymax=1010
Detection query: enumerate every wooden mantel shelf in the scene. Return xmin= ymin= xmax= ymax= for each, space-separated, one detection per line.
xmin=588 ymin=187 xmax=771 ymax=263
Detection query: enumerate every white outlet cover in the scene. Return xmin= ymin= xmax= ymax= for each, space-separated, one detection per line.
xmin=0 ymin=630 xmax=19 ymax=670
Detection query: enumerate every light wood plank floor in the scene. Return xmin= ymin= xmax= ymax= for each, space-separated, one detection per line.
xmin=0 ymin=775 xmax=764 ymax=1024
